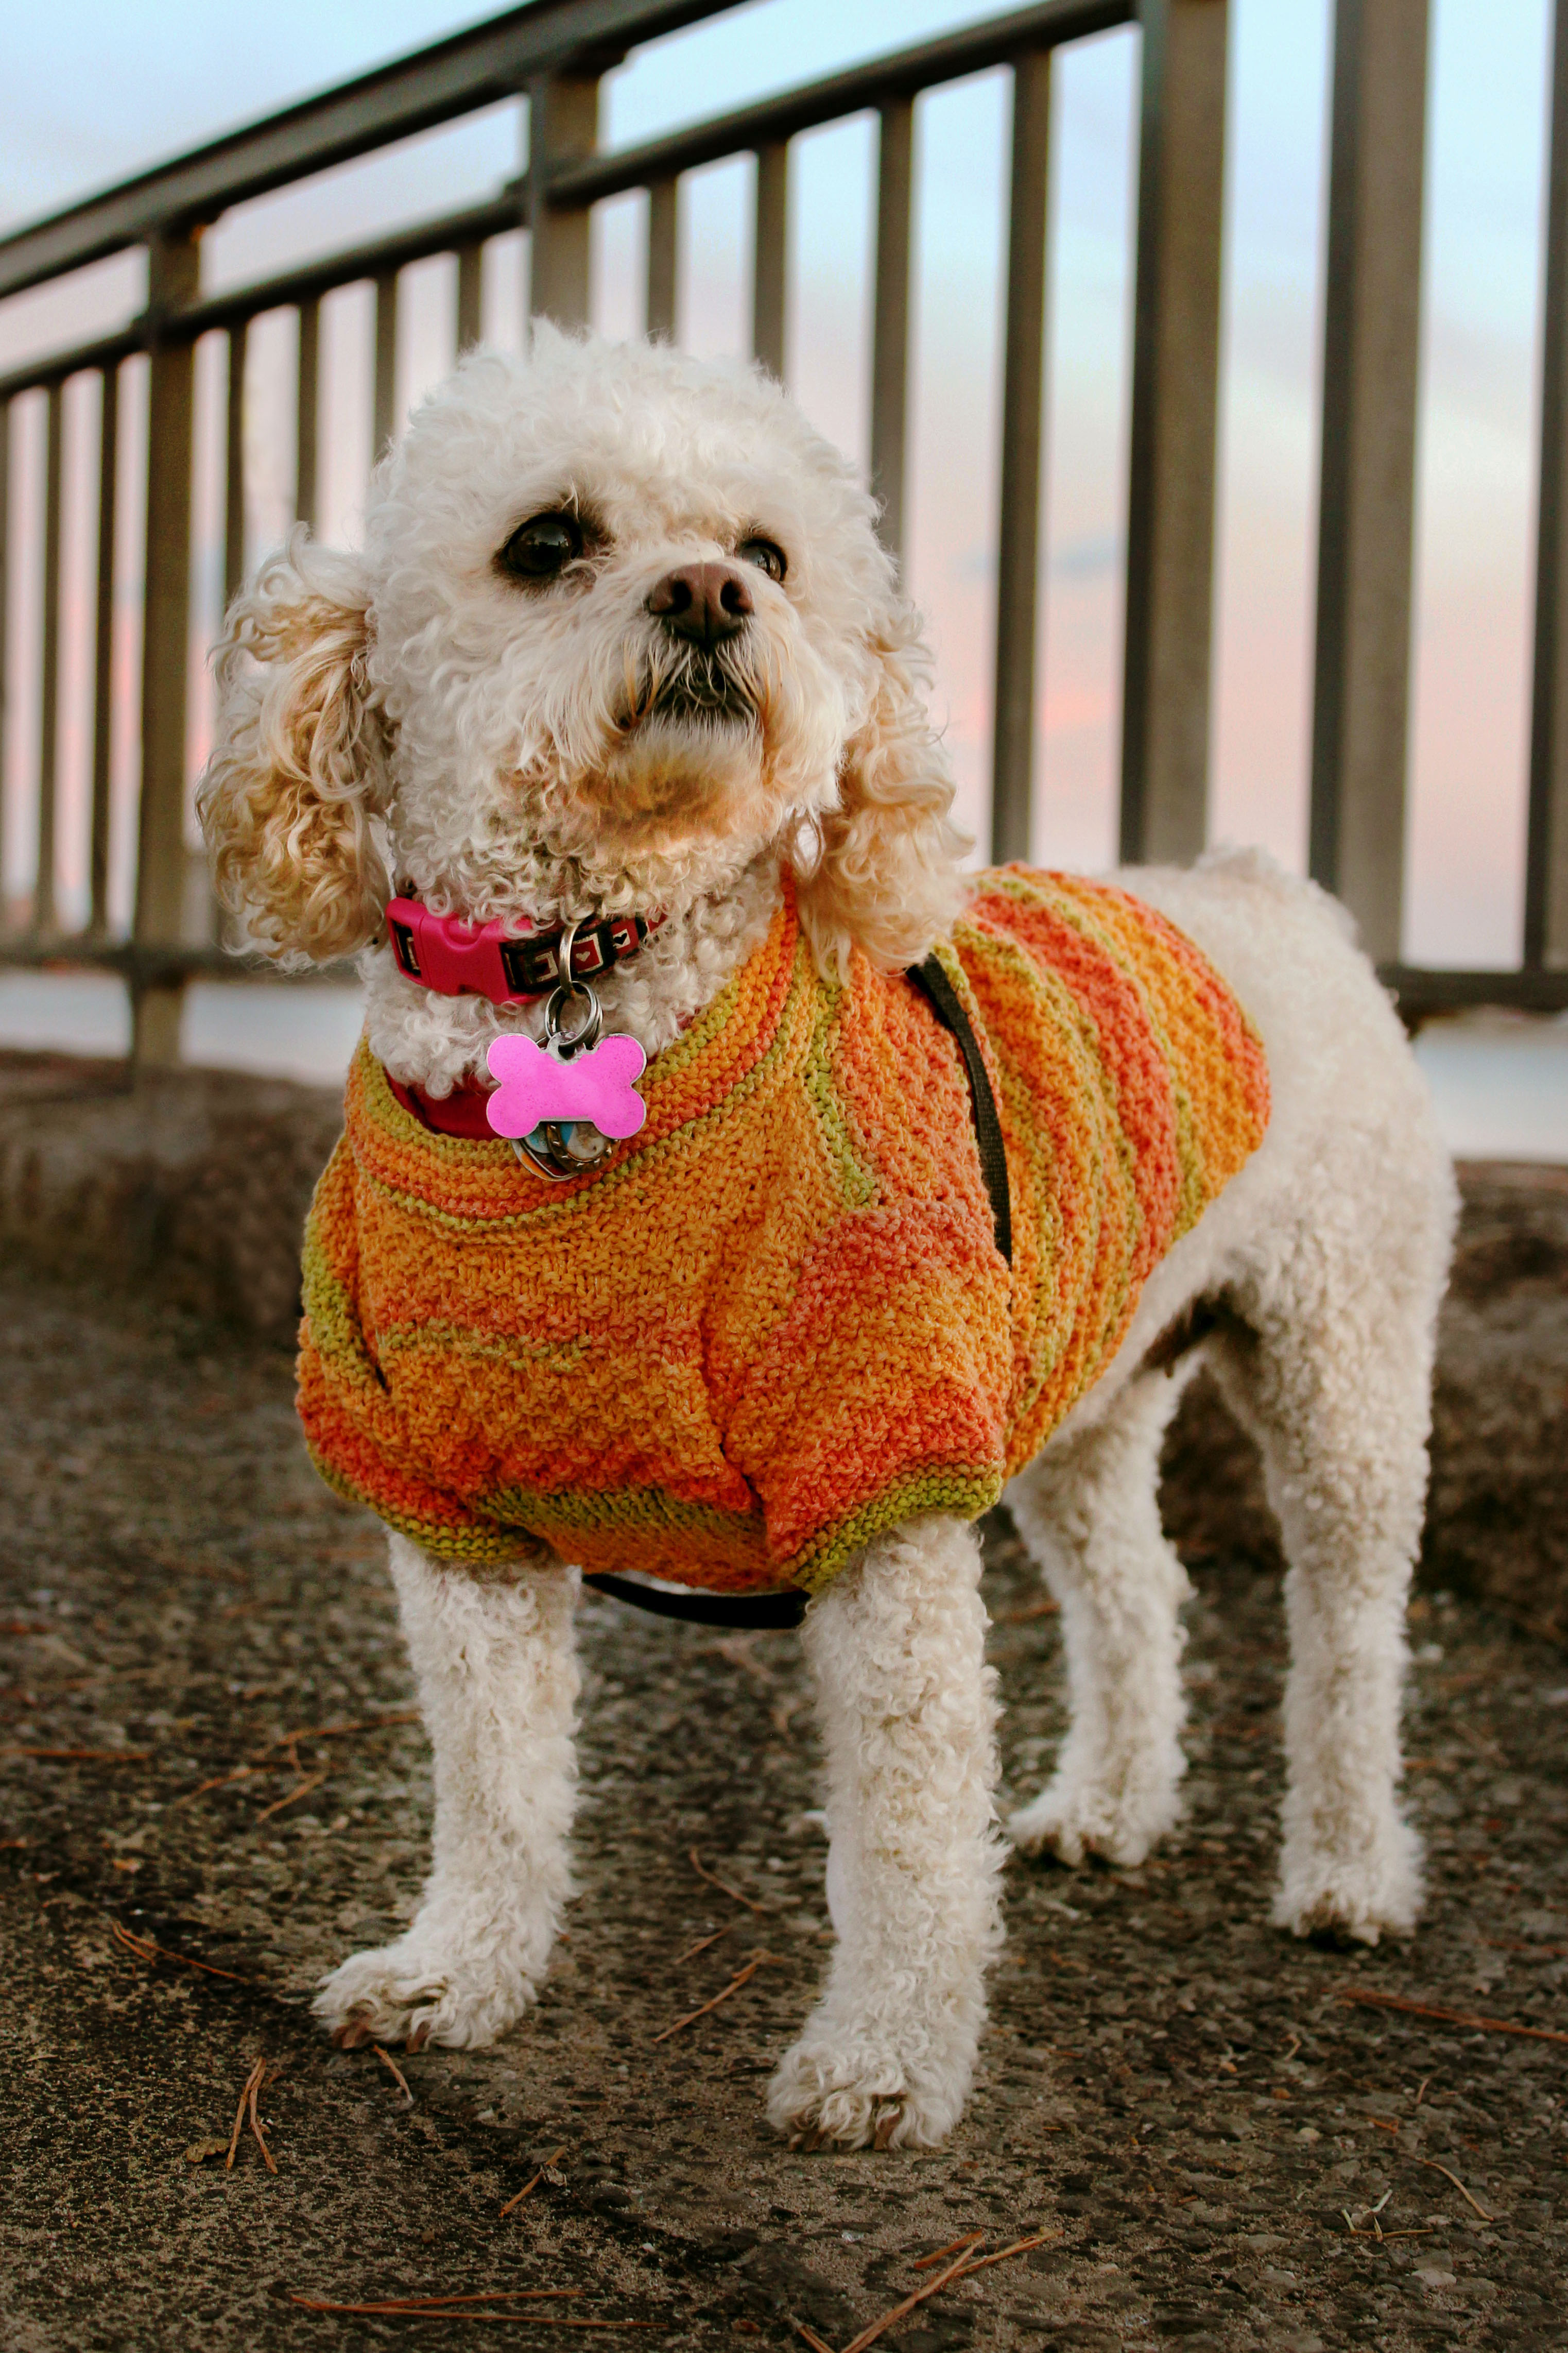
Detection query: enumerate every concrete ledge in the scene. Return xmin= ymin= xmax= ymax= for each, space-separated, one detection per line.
xmin=5 ymin=1050 xmax=1565 ymax=1629
xmin=0 ymin=1050 xmax=342 ymax=1341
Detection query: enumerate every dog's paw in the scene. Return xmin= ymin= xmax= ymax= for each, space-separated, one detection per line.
xmin=313 ymin=1932 xmax=537 ymax=2051
xmin=1273 ymin=1824 xmax=1422 ymax=1948
xmin=765 ymin=2036 xmax=962 ymax=2151
xmin=1006 ymin=1772 xmax=1178 ymax=1869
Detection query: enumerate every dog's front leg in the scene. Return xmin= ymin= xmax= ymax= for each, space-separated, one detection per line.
xmin=314 ymin=1533 xmax=578 ymax=2051
xmin=767 ymin=1515 xmax=1003 ymax=2150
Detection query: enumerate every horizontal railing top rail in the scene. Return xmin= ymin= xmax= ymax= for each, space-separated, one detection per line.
xmin=0 ymin=0 xmax=1133 ymax=408
xmin=1 ymin=0 xmax=1565 ymax=1072
xmin=0 ymin=0 xmax=735 ymax=302
xmin=549 ymin=0 xmax=1133 ymax=202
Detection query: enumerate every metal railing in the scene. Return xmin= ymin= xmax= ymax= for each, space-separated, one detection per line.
xmin=1 ymin=0 xmax=1565 ymax=1066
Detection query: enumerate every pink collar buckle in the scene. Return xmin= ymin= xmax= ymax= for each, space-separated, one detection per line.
xmin=386 ymin=896 xmax=664 ymax=1007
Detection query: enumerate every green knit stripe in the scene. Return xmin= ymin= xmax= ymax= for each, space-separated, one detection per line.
xmin=789 ymin=1466 xmax=1006 ymax=1594
xmin=304 ymin=1444 xmax=535 ymax=1565
xmin=486 ymin=1478 xmax=763 ymax=1554
xmin=800 ymin=973 xmax=880 ymax=1210
xmin=300 ymin=1202 xmax=384 ymax=1401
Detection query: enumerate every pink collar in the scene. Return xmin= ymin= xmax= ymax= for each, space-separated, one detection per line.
xmin=385 ymin=895 xmax=665 ymax=1006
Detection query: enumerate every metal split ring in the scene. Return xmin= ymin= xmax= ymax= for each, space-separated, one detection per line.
xmin=508 ymin=917 xmax=613 ymax=1180
xmin=542 ymin=918 xmax=603 ymax=1056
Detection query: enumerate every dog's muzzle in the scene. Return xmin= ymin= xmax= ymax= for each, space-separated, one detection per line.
xmin=645 ymin=653 xmax=757 ymax=726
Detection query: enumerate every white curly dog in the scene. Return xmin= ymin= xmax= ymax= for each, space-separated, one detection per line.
xmin=199 ymin=330 xmax=1455 ymax=2152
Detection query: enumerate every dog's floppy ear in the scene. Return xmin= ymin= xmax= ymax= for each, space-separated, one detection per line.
xmin=198 ymin=530 xmax=388 ymax=965
xmin=793 ymin=606 xmax=970 ymax=977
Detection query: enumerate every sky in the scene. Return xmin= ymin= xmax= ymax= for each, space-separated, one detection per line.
xmin=0 ymin=0 xmax=1558 ymax=968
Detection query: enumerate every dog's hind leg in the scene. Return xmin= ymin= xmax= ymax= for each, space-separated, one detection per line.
xmin=766 ymin=1515 xmax=1003 ymax=2151
xmin=1005 ymin=1365 xmax=1195 ymax=1868
xmin=1208 ymin=1265 xmax=1435 ymax=1946
xmin=313 ymin=1534 xmax=578 ymax=2050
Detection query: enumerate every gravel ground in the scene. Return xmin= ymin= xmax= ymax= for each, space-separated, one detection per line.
xmin=3 ymin=1269 xmax=1567 ymax=2353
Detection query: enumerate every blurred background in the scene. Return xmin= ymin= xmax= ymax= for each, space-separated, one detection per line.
xmin=1 ymin=0 xmax=1565 ymax=1154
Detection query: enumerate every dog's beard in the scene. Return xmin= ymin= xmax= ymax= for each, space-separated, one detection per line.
xmin=587 ymin=707 xmax=774 ymax=850
xmin=622 ymin=635 xmax=766 ymax=732
xmin=478 ymin=623 xmax=819 ymax=890
xmin=542 ymin=632 xmax=777 ymax=852
xmin=655 ymin=654 xmax=755 ymax=728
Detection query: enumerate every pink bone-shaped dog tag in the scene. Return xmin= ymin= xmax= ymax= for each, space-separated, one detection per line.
xmin=484 ymin=1031 xmax=648 ymax=1141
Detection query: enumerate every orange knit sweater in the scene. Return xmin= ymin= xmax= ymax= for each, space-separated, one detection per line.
xmin=298 ymin=868 xmax=1269 ymax=1591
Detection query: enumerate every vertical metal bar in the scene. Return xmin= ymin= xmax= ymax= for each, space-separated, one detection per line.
xmin=133 ymin=227 xmax=200 ymax=1067
xmin=90 ymin=363 xmax=118 ymax=935
xmin=223 ymin=319 xmax=247 ymax=611
xmin=296 ymin=292 xmax=320 ymax=530
xmin=646 ymin=176 xmax=678 ymax=340
xmin=1308 ymin=0 xmax=1430 ymax=964
xmin=753 ymin=141 xmax=788 ymax=379
xmin=35 ymin=378 xmax=64 ymax=936
xmin=1120 ymin=0 xmax=1229 ymax=867
xmin=870 ymin=97 xmax=915 ymax=567
xmin=528 ymin=70 xmax=599 ymax=328
xmin=373 ymin=268 xmax=399 ymax=458
xmin=991 ymin=52 xmax=1054 ymax=867
xmin=456 ymin=240 xmax=484 ymax=352
xmin=0 ymin=399 xmax=9 ymax=933
xmin=1527 ymin=0 xmax=1568 ymax=969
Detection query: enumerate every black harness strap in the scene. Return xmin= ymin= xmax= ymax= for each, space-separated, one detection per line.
xmin=906 ymin=953 xmax=1013 ymax=1266
xmin=581 ymin=1573 xmax=808 ymax=1629
xmin=583 ymin=954 xmax=1011 ymax=1635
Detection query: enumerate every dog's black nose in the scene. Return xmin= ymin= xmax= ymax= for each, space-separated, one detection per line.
xmin=647 ymin=561 xmax=753 ymax=647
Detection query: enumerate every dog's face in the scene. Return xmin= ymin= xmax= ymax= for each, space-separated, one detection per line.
xmin=366 ymin=333 xmax=895 ymax=911
xmin=200 ymin=330 xmax=966 ymax=975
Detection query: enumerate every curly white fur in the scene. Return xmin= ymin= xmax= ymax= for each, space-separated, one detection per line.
xmin=1007 ymin=1362 xmax=1197 ymax=1869
xmin=769 ymin=1516 xmax=1004 ymax=2150
xmin=314 ymin=1536 xmax=579 ymax=2050
xmin=202 ymin=335 xmax=1456 ymax=2146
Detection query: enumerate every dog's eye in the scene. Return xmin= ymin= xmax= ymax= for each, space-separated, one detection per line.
xmin=737 ymin=537 xmax=786 ymax=583
xmin=499 ymin=512 xmax=584 ymax=582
